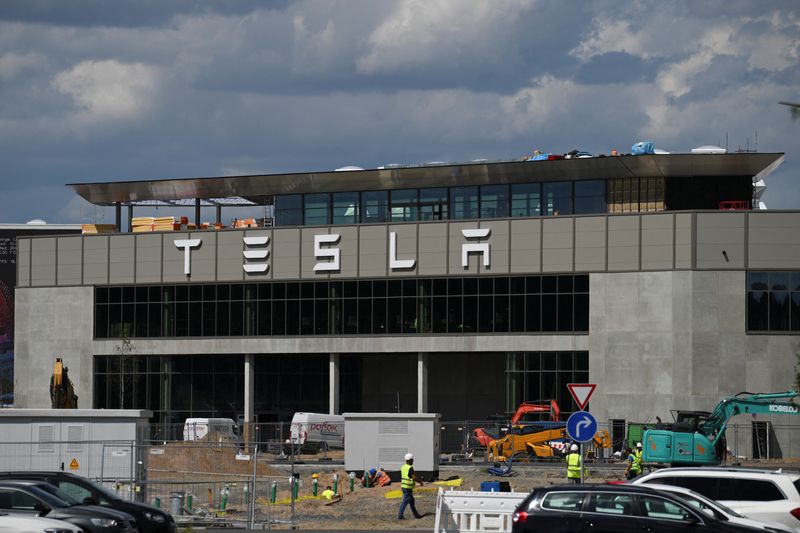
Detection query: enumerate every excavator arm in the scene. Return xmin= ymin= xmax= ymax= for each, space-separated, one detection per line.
xmin=704 ymin=391 xmax=800 ymax=448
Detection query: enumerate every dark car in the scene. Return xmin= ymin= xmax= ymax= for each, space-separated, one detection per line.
xmin=0 ymin=472 xmax=175 ymax=533
xmin=511 ymin=484 xmax=764 ymax=533
xmin=0 ymin=480 xmax=136 ymax=533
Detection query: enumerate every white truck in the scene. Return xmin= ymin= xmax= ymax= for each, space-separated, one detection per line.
xmin=183 ymin=417 xmax=239 ymax=442
xmin=285 ymin=412 xmax=345 ymax=453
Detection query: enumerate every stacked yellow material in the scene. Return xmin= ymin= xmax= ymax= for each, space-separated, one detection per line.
xmin=132 ymin=216 xmax=155 ymax=232
xmin=81 ymin=224 xmax=117 ymax=234
xmin=153 ymin=216 xmax=176 ymax=231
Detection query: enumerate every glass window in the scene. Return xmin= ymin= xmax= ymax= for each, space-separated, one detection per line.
xmin=361 ymin=190 xmax=388 ymax=223
xmin=769 ymin=291 xmax=790 ymax=330
xmin=480 ymin=185 xmax=509 ymax=219
xmin=450 ymin=186 xmax=479 ymax=220
xmin=332 ymin=192 xmax=359 ymax=224
xmin=541 ymin=492 xmax=585 ymax=511
xmin=591 ymin=493 xmax=633 ymax=515
xmin=511 ymin=183 xmax=541 ymax=217
xmin=640 ymin=496 xmax=694 ymax=521
xmin=274 ymin=194 xmax=302 ymax=226
xmin=390 ymin=189 xmax=417 ymax=222
xmin=304 ymin=193 xmax=330 ymax=226
xmin=733 ymin=480 xmax=785 ymax=501
xmin=574 ymin=180 xmax=606 ymax=214
xmin=770 ymin=272 xmax=791 ymax=291
xmin=747 ymin=272 xmax=768 ymax=290
xmin=419 ymin=188 xmax=448 ymax=221
xmin=543 ymin=181 xmax=573 ymax=216
xmin=747 ymin=291 xmax=768 ymax=330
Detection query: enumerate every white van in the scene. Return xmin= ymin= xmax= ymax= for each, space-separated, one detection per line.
xmin=183 ymin=417 xmax=239 ymax=442
xmin=286 ymin=412 xmax=345 ymax=453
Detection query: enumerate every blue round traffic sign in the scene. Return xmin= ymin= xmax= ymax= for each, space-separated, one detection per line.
xmin=566 ymin=410 xmax=598 ymax=443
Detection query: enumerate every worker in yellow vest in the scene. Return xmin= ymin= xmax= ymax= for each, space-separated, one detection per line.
xmin=634 ymin=442 xmax=644 ymax=474
xmin=565 ymin=444 xmax=584 ymax=483
xmin=397 ymin=453 xmax=424 ymax=520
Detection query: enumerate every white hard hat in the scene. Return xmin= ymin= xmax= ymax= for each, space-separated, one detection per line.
xmin=404 ymin=453 xmax=414 ymax=461
xmin=636 ymin=442 xmax=642 ymax=448
xmin=570 ymin=444 xmax=578 ymax=451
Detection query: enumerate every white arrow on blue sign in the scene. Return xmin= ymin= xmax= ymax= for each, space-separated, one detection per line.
xmin=566 ymin=410 xmax=598 ymax=443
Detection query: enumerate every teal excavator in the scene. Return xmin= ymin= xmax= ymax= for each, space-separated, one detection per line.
xmin=643 ymin=390 xmax=799 ymax=466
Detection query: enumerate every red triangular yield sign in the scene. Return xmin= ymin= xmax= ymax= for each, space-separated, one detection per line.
xmin=567 ymin=383 xmax=596 ymax=410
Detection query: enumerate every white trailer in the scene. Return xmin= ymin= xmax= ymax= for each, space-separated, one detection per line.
xmin=0 ymin=409 xmax=151 ymax=480
xmin=343 ymin=412 xmax=440 ymax=480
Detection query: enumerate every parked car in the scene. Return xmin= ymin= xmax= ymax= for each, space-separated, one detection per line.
xmin=0 ymin=513 xmax=83 ymax=532
xmin=0 ymin=472 xmax=174 ymax=533
xmin=640 ymin=483 xmax=794 ymax=532
xmin=0 ymin=480 xmax=137 ymax=533
xmin=635 ymin=467 xmax=800 ymax=532
xmin=511 ymin=483 xmax=764 ymax=533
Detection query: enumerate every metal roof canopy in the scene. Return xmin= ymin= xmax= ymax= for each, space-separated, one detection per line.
xmin=67 ymin=153 xmax=785 ymax=207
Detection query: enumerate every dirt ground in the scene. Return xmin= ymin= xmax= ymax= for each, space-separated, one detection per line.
xmin=258 ymin=465 xmax=626 ymax=530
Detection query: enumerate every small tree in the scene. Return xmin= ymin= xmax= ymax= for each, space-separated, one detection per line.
xmin=114 ymin=336 xmax=136 ymax=409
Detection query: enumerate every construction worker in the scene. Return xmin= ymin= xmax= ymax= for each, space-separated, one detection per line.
xmin=363 ymin=468 xmax=391 ymax=487
xmin=565 ymin=444 xmax=583 ymax=483
xmin=397 ymin=453 xmax=424 ymax=520
xmin=634 ymin=442 xmax=644 ymax=474
xmin=623 ymin=447 xmax=641 ymax=480
xmin=321 ymin=485 xmax=335 ymax=500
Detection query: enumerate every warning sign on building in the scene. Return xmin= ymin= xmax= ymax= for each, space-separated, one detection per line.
xmin=69 ymin=458 xmax=79 ymax=470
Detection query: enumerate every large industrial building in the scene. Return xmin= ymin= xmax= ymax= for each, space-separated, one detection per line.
xmin=12 ymin=149 xmax=800 ymax=453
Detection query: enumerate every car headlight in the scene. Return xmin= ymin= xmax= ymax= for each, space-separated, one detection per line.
xmin=90 ymin=518 xmax=117 ymax=527
xmin=144 ymin=511 xmax=167 ymax=522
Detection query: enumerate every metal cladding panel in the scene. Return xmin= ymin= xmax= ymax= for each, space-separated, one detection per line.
xmin=388 ymin=224 xmax=418 ymax=277
xmin=449 ymin=222 xmax=478 ymax=275
xmin=331 ymin=226 xmax=359 ymax=278
xmin=135 ymin=233 xmax=162 ymax=284
xmin=162 ymin=232 xmax=190 ymax=283
xmin=217 ymin=230 xmax=244 ymax=281
xmin=82 ymin=235 xmax=108 ymax=285
xmin=479 ymin=220 xmax=510 ymax=275
xmin=56 ymin=236 xmax=82 ymax=286
xmin=358 ymin=225 xmax=388 ymax=278
xmin=542 ymin=217 xmax=574 ymax=272
xmin=510 ymin=219 xmax=541 ymax=273
xmin=301 ymin=227 xmax=324 ymax=279
xmin=641 ymin=214 xmax=675 ymax=271
xmin=272 ymin=228 xmax=301 ymax=280
xmin=417 ymin=222 xmax=448 ymax=276
xmin=675 ymin=214 xmax=693 ymax=269
xmin=748 ymin=212 xmax=800 ymax=269
xmin=188 ymin=231 xmax=216 ymax=282
xmin=607 ymin=215 xmax=640 ymax=271
xmin=696 ymin=212 xmax=745 ymax=269
xmin=109 ymin=235 xmax=135 ymax=284
xmin=575 ymin=217 xmax=606 ymax=272
xmin=30 ymin=238 xmax=56 ymax=286
xmin=242 ymin=229 xmax=272 ymax=280
xmin=17 ymin=238 xmax=30 ymax=287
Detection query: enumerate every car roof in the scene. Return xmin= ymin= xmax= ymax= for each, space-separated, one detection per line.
xmin=0 ymin=479 xmax=51 ymax=486
xmin=542 ymin=483 xmax=682 ymax=495
xmin=646 ymin=467 xmax=800 ymax=479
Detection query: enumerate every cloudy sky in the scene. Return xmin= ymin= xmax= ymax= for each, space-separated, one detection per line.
xmin=1 ymin=0 xmax=798 ymax=224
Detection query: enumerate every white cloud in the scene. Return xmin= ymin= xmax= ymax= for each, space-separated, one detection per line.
xmin=53 ymin=59 xmax=160 ymax=120
xmin=356 ymin=0 xmax=536 ymax=74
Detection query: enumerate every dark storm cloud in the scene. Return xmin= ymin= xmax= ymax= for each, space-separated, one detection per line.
xmin=573 ymin=52 xmax=662 ymax=85
xmin=0 ymin=0 xmax=291 ymax=28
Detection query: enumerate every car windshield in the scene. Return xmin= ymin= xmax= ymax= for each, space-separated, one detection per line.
xmin=80 ymin=477 xmax=120 ymax=501
xmin=21 ymin=485 xmax=72 ymax=509
xmin=35 ymin=484 xmax=82 ymax=506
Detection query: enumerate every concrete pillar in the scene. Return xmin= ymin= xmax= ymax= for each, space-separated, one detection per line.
xmin=127 ymin=205 xmax=133 ymax=233
xmin=195 ymin=198 xmax=202 ymax=229
xmin=115 ymin=202 xmax=121 ymax=232
xmin=215 ymin=205 xmax=222 ymax=225
xmin=244 ymin=353 xmax=255 ymax=446
xmin=329 ymin=353 xmax=340 ymax=415
xmin=417 ymin=352 xmax=428 ymax=413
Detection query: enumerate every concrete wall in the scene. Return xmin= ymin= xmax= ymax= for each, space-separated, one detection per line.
xmin=589 ymin=270 xmax=800 ymax=457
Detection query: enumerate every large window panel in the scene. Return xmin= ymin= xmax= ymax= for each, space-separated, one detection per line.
xmin=419 ymin=187 xmax=448 ymax=221
xmin=274 ymin=194 xmax=303 ymax=226
xmin=450 ymin=186 xmax=479 ymax=220
xmin=390 ymin=188 xmax=418 ymax=222
xmin=304 ymin=193 xmax=330 ymax=226
xmin=361 ymin=190 xmax=388 ymax=223
xmin=574 ymin=180 xmax=606 ymax=214
xmin=480 ymin=185 xmax=509 ymax=219
xmin=332 ymin=192 xmax=359 ymax=225
xmin=543 ymin=181 xmax=573 ymax=216
xmin=511 ymin=183 xmax=541 ymax=217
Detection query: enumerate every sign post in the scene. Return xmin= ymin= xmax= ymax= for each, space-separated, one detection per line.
xmin=566 ymin=383 xmax=598 ymax=483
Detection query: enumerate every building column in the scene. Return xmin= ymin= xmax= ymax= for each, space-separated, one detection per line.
xmin=244 ymin=353 xmax=255 ymax=447
xmin=127 ymin=205 xmax=133 ymax=233
xmin=195 ymin=198 xmax=202 ymax=229
xmin=417 ymin=352 xmax=428 ymax=413
xmin=216 ymin=205 xmax=222 ymax=225
xmin=329 ymin=353 xmax=340 ymax=415
xmin=115 ymin=202 xmax=122 ymax=232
